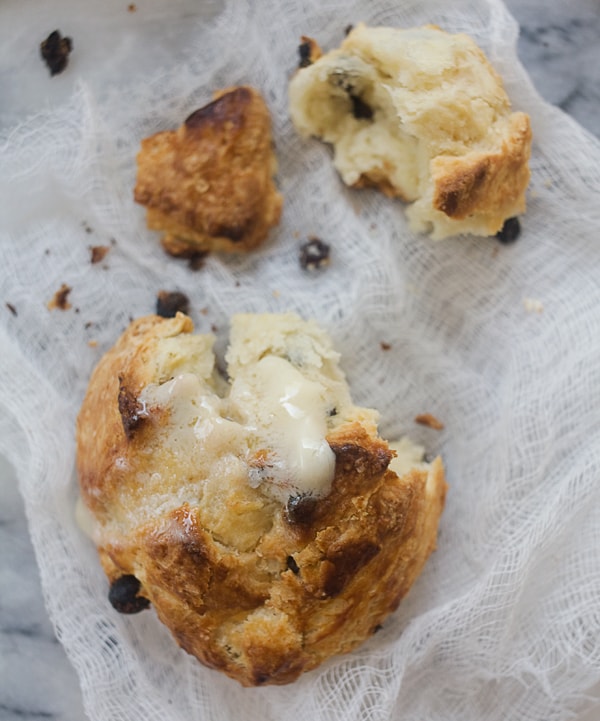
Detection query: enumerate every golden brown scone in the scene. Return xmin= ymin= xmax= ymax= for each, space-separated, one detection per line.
xmin=289 ymin=24 xmax=532 ymax=239
xmin=76 ymin=312 xmax=447 ymax=686
xmin=134 ymin=86 xmax=283 ymax=255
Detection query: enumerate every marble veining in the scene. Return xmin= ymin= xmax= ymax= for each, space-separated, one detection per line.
xmin=512 ymin=2 xmax=600 ymax=138
xmin=0 ymin=1 xmax=599 ymax=719
xmin=0 ymin=455 xmax=87 ymax=721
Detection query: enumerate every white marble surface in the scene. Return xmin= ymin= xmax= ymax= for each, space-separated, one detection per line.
xmin=0 ymin=1 xmax=599 ymax=719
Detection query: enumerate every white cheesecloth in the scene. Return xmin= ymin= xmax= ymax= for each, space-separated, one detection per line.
xmin=1 ymin=1 xmax=600 ymax=719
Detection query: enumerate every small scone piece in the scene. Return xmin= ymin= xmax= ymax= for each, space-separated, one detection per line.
xmin=289 ymin=24 xmax=532 ymax=239
xmin=134 ymin=86 xmax=283 ymax=255
xmin=76 ymin=312 xmax=447 ymax=686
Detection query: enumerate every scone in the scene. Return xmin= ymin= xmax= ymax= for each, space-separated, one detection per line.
xmin=76 ymin=312 xmax=447 ymax=686
xmin=134 ymin=86 xmax=283 ymax=255
xmin=289 ymin=24 xmax=532 ymax=239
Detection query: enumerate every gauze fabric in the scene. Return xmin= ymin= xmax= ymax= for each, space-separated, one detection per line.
xmin=1 ymin=1 xmax=600 ymax=719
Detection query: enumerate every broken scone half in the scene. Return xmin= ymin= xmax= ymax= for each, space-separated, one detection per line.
xmin=134 ymin=86 xmax=283 ymax=255
xmin=76 ymin=312 xmax=447 ymax=686
xmin=289 ymin=24 xmax=532 ymax=239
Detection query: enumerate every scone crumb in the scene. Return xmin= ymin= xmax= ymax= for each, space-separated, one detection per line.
xmin=415 ymin=413 xmax=444 ymax=431
xmin=127 ymin=3 xmax=137 ymax=11
xmin=90 ymin=245 xmax=110 ymax=264
xmin=134 ymin=86 xmax=282 ymax=256
xmin=380 ymin=341 xmax=392 ymax=351
xmin=523 ymin=297 xmax=544 ymax=314
xmin=289 ymin=24 xmax=532 ymax=239
xmin=47 ymin=283 xmax=72 ymax=311
xmin=88 ymin=339 xmax=98 ymax=348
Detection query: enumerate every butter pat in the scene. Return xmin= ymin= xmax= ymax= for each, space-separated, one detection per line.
xmin=231 ymin=355 xmax=336 ymax=500
xmin=132 ymin=313 xmax=385 ymax=505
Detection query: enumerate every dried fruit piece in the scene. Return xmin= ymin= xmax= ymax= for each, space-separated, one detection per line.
xmin=297 ymin=36 xmax=321 ymax=68
xmin=299 ymin=237 xmax=330 ymax=271
xmin=108 ymin=575 xmax=150 ymax=614
xmin=495 ymin=216 xmax=521 ymax=244
xmin=156 ymin=290 xmax=190 ymax=318
xmin=40 ymin=30 xmax=73 ymax=76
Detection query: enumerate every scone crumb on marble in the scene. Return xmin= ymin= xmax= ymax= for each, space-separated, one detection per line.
xmin=76 ymin=312 xmax=447 ymax=686
xmin=134 ymin=86 xmax=283 ymax=255
xmin=289 ymin=23 xmax=532 ymax=239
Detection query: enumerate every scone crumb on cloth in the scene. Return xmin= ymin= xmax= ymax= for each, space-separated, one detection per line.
xmin=289 ymin=23 xmax=532 ymax=239
xmin=134 ymin=86 xmax=283 ymax=255
xmin=523 ymin=297 xmax=544 ymax=313
xmin=415 ymin=413 xmax=445 ymax=430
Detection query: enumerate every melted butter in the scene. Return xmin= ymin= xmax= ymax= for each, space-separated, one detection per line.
xmin=236 ymin=355 xmax=336 ymax=498
xmin=140 ymin=373 xmax=233 ymax=458
xmin=137 ymin=363 xmax=335 ymax=502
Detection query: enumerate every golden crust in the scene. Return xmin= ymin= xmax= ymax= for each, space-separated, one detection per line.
xmin=431 ymin=112 xmax=531 ymax=228
xmin=134 ymin=86 xmax=283 ymax=254
xmin=76 ymin=314 xmax=447 ymax=686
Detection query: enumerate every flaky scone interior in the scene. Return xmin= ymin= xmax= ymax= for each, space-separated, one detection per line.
xmin=289 ymin=24 xmax=531 ymax=239
xmin=134 ymin=86 xmax=283 ymax=255
xmin=76 ymin=312 xmax=447 ymax=686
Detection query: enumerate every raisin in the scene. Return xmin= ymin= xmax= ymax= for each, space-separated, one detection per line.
xmin=299 ymin=237 xmax=330 ymax=271
xmin=285 ymin=494 xmax=318 ymax=525
xmin=40 ymin=30 xmax=73 ymax=76
xmin=117 ymin=378 xmax=145 ymax=438
xmin=156 ymin=290 xmax=190 ymax=318
xmin=298 ymin=41 xmax=312 ymax=68
xmin=350 ymin=94 xmax=373 ymax=120
xmin=108 ymin=575 xmax=150 ymax=614
xmin=286 ymin=556 xmax=300 ymax=574
xmin=187 ymin=252 xmax=208 ymax=271
xmin=496 ymin=217 xmax=521 ymax=244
